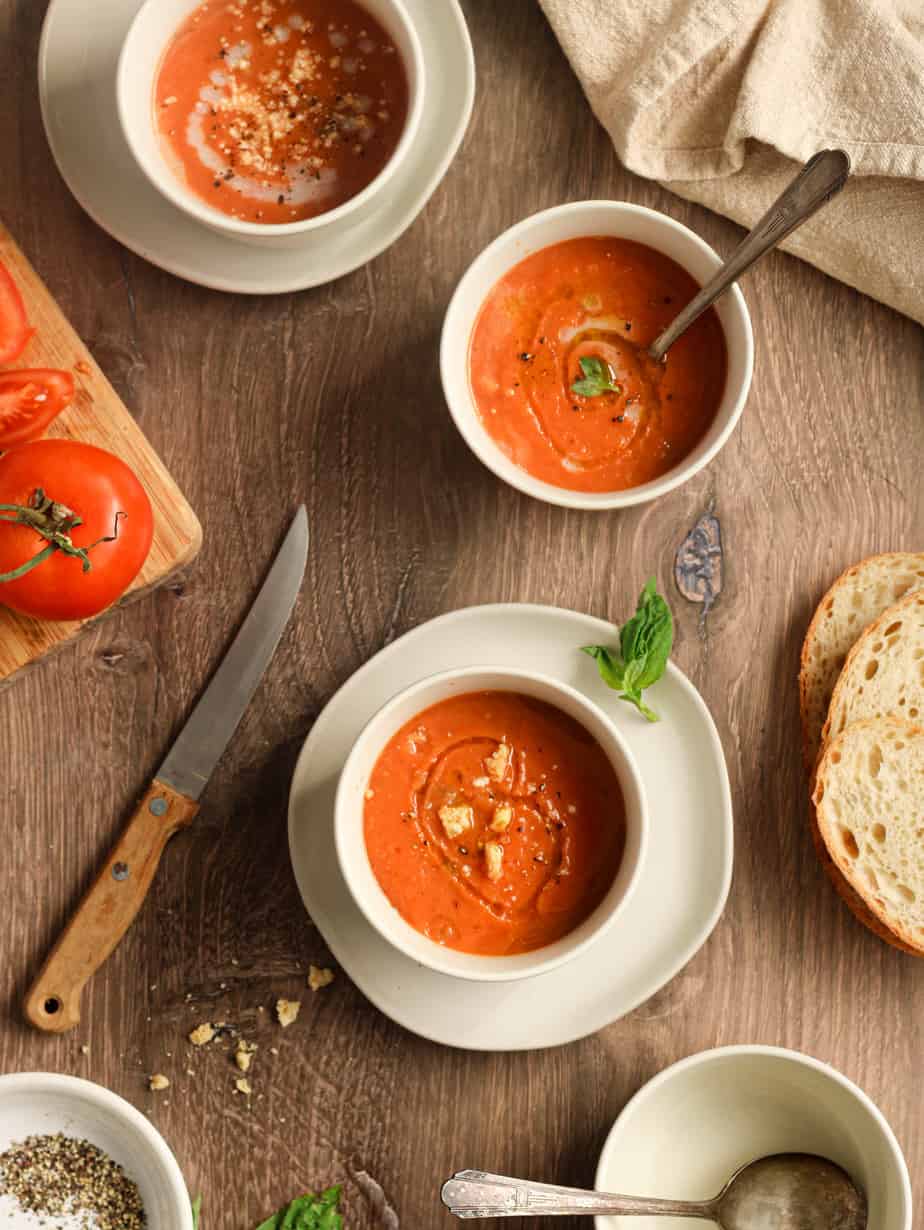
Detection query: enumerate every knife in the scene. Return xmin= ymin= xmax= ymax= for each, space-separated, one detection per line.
xmin=24 ymin=506 xmax=309 ymax=1033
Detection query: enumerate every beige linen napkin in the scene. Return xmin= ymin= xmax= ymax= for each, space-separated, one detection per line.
xmin=539 ymin=0 xmax=924 ymax=324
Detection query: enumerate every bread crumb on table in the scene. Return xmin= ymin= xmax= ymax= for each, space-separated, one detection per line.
xmin=276 ymin=998 xmax=301 ymax=1027
xmin=148 ymin=1073 xmax=170 ymax=1092
xmin=308 ymin=965 xmax=335 ymax=992
xmin=234 ymin=1077 xmax=252 ymax=1096
xmin=235 ymin=1039 xmax=257 ymax=1072
xmin=188 ymin=1022 xmax=217 ymax=1046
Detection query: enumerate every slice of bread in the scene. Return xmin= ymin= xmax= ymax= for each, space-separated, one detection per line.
xmin=814 ymin=717 xmax=924 ymax=954
xmin=800 ymin=555 xmax=924 ymax=951
xmin=823 ymin=588 xmax=924 ymax=748
xmin=800 ymin=553 xmax=924 ymax=772
xmin=808 ymin=797 xmax=920 ymax=954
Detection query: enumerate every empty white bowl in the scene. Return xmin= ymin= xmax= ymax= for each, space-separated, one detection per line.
xmin=595 ymin=1045 xmax=911 ymax=1230
xmin=335 ymin=665 xmax=648 ymax=983
xmin=0 ymin=1072 xmax=193 ymax=1229
xmin=117 ymin=0 xmax=425 ymax=247
xmin=441 ymin=201 xmax=754 ymax=510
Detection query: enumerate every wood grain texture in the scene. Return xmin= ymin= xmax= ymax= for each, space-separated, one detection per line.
xmin=1 ymin=2 xmax=923 ymax=1228
xmin=0 ymin=222 xmax=201 ymax=689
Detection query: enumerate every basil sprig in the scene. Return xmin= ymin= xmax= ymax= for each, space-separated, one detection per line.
xmin=192 ymin=1185 xmax=342 ymax=1230
xmin=583 ymin=578 xmax=673 ymax=722
xmin=255 ymin=1185 xmax=343 ymax=1230
xmin=570 ymin=355 xmax=622 ymax=398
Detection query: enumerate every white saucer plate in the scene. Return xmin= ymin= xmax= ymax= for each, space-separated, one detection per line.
xmin=38 ymin=0 xmax=475 ymax=294
xmin=288 ymin=604 xmax=733 ymax=1051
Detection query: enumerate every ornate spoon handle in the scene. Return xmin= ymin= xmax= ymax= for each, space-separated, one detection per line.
xmin=441 ymin=1170 xmax=716 ymax=1219
xmin=648 ymin=148 xmax=850 ymax=362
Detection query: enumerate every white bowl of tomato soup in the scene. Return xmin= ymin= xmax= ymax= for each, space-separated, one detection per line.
xmin=441 ymin=201 xmax=754 ymax=510
xmin=116 ymin=0 xmax=425 ymax=246
xmin=335 ymin=666 xmax=648 ymax=983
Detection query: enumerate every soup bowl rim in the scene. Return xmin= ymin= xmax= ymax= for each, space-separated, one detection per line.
xmin=334 ymin=663 xmax=649 ymax=984
xmin=115 ymin=0 xmax=427 ymax=241
xmin=440 ymin=199 xmax=755 ymax=510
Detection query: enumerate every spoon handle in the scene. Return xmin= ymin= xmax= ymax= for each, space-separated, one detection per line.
xmin=441 ymin=1170 xmax=716 ymax=1219
xmin=648 ymin=148 xmax=850 ymax=362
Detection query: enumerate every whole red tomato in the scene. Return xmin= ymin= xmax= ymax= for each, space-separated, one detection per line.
xmin=0 ymin=439 xmax=154 ymax=620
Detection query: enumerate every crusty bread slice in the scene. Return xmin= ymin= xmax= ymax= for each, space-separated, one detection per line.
xmin=808 ymin=797 xmax=920 ymax=954
xmin=814 ymin=717 xmax=924 ymax=954
xmin=800 ymin=554 xmax=924 ymax=951
xmin=822 ymin=588 xmax=924 ymax=749
xmin=814 ymin=586 xmax=924 ymax=953
xmin=800 ymin=553 xmax=924 ymax=772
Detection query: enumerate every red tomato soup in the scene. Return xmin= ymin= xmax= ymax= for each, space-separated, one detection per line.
xmin=468 ymin=237 xmax=728 ymax=493
xmin=363 ymin=691 xmax=626 ymax=956
xmin=155 ymin=0 xmax=409 ymax=224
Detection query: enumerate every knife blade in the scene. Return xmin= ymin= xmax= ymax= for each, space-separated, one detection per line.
xmin=158 ymin=504 xmax=309 ymax=799
xmin=24 ymin=507 xmax=308 ymax=1033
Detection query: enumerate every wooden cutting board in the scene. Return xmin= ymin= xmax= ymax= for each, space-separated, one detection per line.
xmin=0 ymin=222 xmax=201 ymax=690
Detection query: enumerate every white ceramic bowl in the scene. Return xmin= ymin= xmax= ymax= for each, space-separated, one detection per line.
xmin=117 ymin=0 xmax=425 ymax=247
xmin=0 ymin=1072 xmax=193 ymax=1229
xmin=335 ymin=665 xmax=648 ymax=983
xmin=595 ymin=1045 xmax=912 ymax=1230
xmin=441 ymin=201 xmax=754 ymax=510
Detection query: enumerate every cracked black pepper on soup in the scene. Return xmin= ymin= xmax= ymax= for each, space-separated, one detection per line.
xmin=0 ymin=1133 xmax=146 ymax=1229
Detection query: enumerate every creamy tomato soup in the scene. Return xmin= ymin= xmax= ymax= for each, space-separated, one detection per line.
xmin=155 ymin=0 xmax=408 ymax=224
xmin=363 ymin=691 xmax=626 ymax=956
xmin=468 ymin=237 xmax=727 ymax=493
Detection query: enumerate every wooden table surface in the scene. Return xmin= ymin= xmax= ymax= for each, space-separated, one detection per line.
xmin=2 ymin=2 xmax=923 ymax=1227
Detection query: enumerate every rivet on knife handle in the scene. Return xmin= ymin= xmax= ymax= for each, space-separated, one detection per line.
xmin=23 ymin=780 xmax=198 ymax=1034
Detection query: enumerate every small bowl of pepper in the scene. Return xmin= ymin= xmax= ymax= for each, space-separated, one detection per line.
xmin=0 ymin=1072 xmax=193 ymax=1229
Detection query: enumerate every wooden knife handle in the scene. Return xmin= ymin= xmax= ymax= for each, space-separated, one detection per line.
xmin=24 ymin=779 xmax=198 ymax=1033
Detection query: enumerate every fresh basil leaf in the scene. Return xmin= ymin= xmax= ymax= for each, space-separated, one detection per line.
xmin=581 ymin=644 xmax=625 ymax=690
xmin=191 ymin=1196 xmax=201 ymax=1230
xmin=619 ymin=577 xmax=673 ymax=691
xmin=618 ymin=576 xmax=654 ymax=662
xmin=571 ymin=355 xmax=622 ymax=398
xmin=255 ymin=1186 xmax=343 ymax=1230
xmin=583 ymin=578 xmax=673 ymax=721
xmin=619 ymin=655 xmax=646 ymax=696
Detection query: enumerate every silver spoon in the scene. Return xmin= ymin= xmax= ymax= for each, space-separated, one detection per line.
xmin=647 ymin=148 xmax=850 ymax=362
xmin=441 ymin=1153 xmax=867 ymax=1229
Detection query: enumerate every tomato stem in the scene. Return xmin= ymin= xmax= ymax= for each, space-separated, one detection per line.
xmin=0 ymin=490 xmax=124 ymax=585
xmin=0 ymin=541 xmax=59 ymax=583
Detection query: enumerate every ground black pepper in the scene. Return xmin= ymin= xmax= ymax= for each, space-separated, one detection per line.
xmin=0 ymin=1133 xmax=146 ymax=1230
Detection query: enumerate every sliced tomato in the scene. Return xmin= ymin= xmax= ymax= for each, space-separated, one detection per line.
xmin=0 ymin=261 xmax=34 ymax=364
xmin=0 ymin=369 xmax=75 ymax=449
